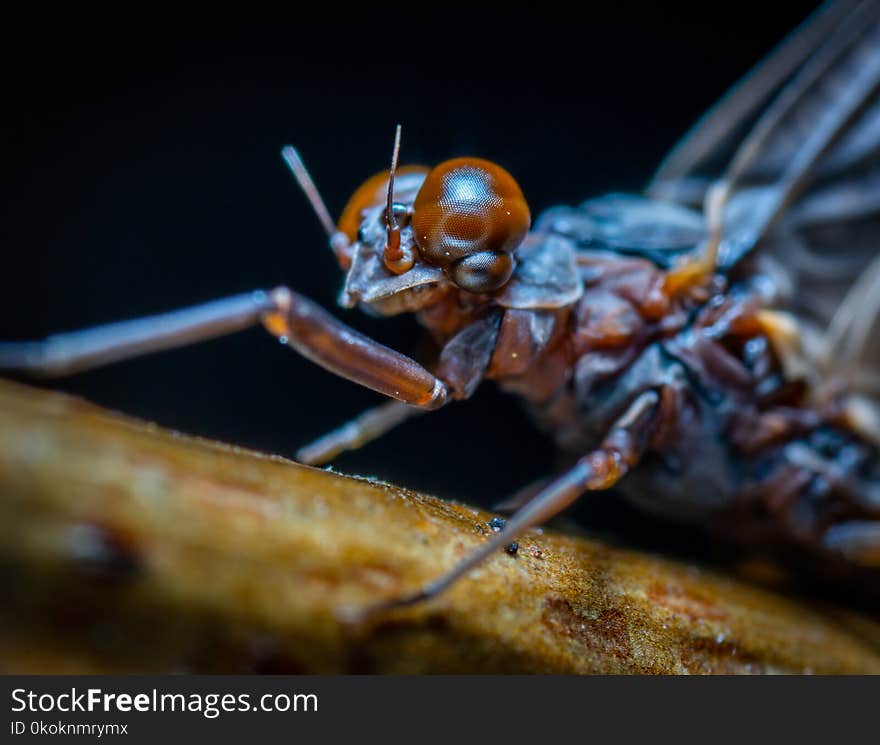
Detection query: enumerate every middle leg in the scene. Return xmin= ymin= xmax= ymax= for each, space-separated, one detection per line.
xmin=296 ymin=400 xmax=423 ymax=466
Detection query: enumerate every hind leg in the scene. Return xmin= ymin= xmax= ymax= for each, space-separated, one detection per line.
xmin=347 ymin=389 xmax=661 ymax=622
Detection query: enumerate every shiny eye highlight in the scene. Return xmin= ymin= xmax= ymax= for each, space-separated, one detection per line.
xmin=412 ymin=158 xmax=530 ymax=292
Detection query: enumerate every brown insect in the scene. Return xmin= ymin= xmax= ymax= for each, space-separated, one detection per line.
xmin=2 ymin=0 xmax=880 ymax=618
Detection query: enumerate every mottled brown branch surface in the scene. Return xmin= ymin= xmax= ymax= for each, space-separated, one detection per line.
xmin=0 ymin=379 xmax=878 ymax=673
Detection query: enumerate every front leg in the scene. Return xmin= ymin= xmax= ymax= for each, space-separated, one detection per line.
xmin=0 ymin=286 xmax=449 ymax=413
xmin=294 ymin=309 xmax=504 ymax=464
xmin=262 ymin=288 xmax=448 ymax=409
xmin=0 ymin=291 xmax=278 ymax=378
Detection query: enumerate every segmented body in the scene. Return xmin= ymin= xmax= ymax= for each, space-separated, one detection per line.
xmin=401 ymin=194 xmax=880 ymax=591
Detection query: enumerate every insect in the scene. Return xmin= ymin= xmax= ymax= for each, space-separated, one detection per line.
xmin=2 ymin=0 xmax=880 ymax=618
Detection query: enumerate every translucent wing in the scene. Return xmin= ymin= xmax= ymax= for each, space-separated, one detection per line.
xmin=648 ymin=0 xmax=864 ymax=204
xmin=646 ymin=0 xmax=880 ymax=395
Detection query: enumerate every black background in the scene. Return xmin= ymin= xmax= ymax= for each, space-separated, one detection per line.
xmin=0 ymin=3 xmax=820 ymax=515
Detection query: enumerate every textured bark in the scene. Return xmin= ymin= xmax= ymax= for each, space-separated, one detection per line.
xmin=0 ymin=379 xmax=878 ymax=673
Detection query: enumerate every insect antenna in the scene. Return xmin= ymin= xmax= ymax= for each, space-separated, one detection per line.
xmin=280 ymin=145 xmax=336 ymax=238
xmin=384 ymin=125 xmax=403 ymax=258
xmin=381 ymin=124 xmax=414 ymax=274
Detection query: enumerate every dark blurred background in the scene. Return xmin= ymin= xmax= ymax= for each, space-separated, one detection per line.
xmin=0 ymin=3 xmax=819 ymax=523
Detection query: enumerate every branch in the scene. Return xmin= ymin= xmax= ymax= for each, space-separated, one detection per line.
xmin=0 ymin=379 xmax=878 ymax=673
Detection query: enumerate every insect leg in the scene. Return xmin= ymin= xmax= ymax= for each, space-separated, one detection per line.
xmin=294 ymin=311 xmax=501 ymax=463
xmin=0 ymin=291 xmax=278 ymax=378
xmin=262 ymin=288 xmax=448 ymax=408
xmin=346 ymin=389 xmax=661 ymax=622
xmin=296 ymin=400 xmax=423 ymax=465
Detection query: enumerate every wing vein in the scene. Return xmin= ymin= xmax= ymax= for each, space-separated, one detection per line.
xmin=647 ymin=0 xmax=860 ymax=197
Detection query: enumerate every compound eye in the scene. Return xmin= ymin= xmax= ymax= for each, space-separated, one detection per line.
xmin=412 ymin=158 xmax=530 ymax=276
xmin=338 ymin=166 xmax=429 ymax=241
xmin=447 ymin=251 xmax=515 ymax=294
